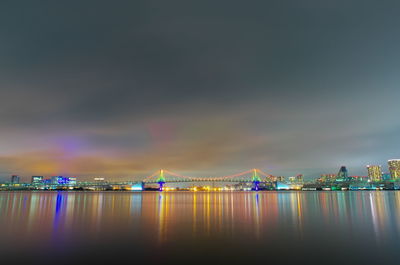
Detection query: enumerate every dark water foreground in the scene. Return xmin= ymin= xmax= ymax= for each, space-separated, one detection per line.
xmin=0 ymin=191 xmax=399 ymax=265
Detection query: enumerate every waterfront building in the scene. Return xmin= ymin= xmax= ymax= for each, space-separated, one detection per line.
xmin=348 ymin=176 xmax=359 ymax=182
xmin=367 ymin=165 xmax=382 ymax=182
xmin=276 ymin=181 xmax=290 ymax=190
xmin=57 ymin=177 xmax=73 ymax=185
xmin=51 ymin=176 xmax=59 ymax=185
xmin=43 ymin=179 xmax=52 ymax=185
xmin=31 ymin=176 xmax=43 ymax=185
xmin=94 ymin=177 xmax=105 ymax=183
xmin=382 ymin=172 xmax=391 ymax=181
xmin=277 ymin=176 xmax=285 ymax=182
xmin=69 ymin=177 xmax=77 ymax=185
xmin=320 ymin=174 xmax=336 ymax=182
xmin=11 ymin=175 xmax=20 ymax=184
xmin=388 ymin=159 xmax=400 ymax=180
xmin=296 ymin=174 xmax=304 ymax=183
xmin=131 ymin=182 xmax=144 ymax=191
xmin=337 ymin=166 xmax=348 ymax=181
xmin=50 ymin=176 xmax=72 ymax=185
xmin=348 ymin=176 xmax=368 ymax=182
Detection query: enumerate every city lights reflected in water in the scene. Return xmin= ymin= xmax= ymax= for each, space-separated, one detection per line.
xmin=1 ymin=191 xmax=400 ymax=264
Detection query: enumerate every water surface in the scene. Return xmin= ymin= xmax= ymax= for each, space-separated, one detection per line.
xmin=0 ymin=191 xmax=399 ymax=265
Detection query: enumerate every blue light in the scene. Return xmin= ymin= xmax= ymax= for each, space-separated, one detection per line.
xmin=276 ymin=182 xmax=290 ymax=190
xmin=57 ymin=177 xmax=70 ymax=185
xmin=131 ymin=183 xmax=143 ymax=191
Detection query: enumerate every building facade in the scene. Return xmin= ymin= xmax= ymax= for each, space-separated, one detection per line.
xmin=337 ymin=166 xmax=349 ymax=181
xmin=367 ymin=165 xmax=382 ymax=182
xmin=31 ymin=176 xmax=43 ymax=185
xmin=388 ymin=159 xmax=400 ymax=180
xmin=11 ymin=175 xmax=20 ymax=184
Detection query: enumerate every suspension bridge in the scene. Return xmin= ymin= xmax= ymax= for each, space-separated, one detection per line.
xmin=142 ymin=169 xmax=274 ymax=191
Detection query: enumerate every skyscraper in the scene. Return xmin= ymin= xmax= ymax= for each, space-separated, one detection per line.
xmin=277 ymin=176 xmax=285 ymax=182
xmin=388 ymin=159 xmax=400 ymax=180
xmin=31 ymin=176 xmax=43 ymax=185
xmin=367 ymin=165 xmax=382 ymax=182
xmin=337 ymin=166 xmax=348 ymax=181
xmin=296 ymin=174 xmax=304 ymax=183
xmin=11 ymin=175 xmax=20 ymax=184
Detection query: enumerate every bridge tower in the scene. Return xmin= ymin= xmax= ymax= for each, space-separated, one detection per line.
xmin=157 ymin=169 xmax=166 ymax=191
xmin=252 ymin=169 xmax=261 ymax=191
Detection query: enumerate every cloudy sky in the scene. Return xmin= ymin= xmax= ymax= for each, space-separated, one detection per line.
xmin=1 ymin=0 xmax=400 ymax=180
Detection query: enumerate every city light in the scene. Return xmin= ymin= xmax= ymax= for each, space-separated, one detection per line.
xmin=2 ymin=159 xmax=400 ymax=192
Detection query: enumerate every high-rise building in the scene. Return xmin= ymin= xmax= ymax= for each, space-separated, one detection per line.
xmin=296 ymin=174 xmax=304 ymax=183
xmin=11 ymin=175 xmax=20 ymax=184
xmin=337 ymin=166 xmax=348 ymax=181
xmin=367 ymin=165 xmax=382 ymax=182
xmin=31 ymin=176 xmax=43 ymax=185
xmin=388 ymin=159 xmax=400 ymax=180
xmin=277 ymin=176 xmax=285 ymax=182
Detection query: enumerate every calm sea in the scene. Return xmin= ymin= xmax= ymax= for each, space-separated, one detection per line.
xmin=0 ymin=191 xmax=399 ymax=265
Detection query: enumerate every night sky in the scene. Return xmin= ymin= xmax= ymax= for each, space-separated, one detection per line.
xmin=1 ymin=0 xmax=400 ymax=180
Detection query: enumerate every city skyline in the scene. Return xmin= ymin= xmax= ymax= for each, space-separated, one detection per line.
xmin=3 ymin=158 xmax=400 ymax=182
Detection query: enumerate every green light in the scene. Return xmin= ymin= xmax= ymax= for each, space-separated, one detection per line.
xmin=157 ymin=169 xmax=166 ymax=183
xmin=252 ymin=169 xmax=261 ymax=182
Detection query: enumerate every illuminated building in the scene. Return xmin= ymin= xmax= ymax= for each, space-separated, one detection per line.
xmin=57 ymin=177 xmax=71 ymax=185
xmin=388 ymin=159 xmax=400 ymax=180
xmin=31 ymin=176 xmax=43 ymax=185
xmin=94 ymin=177 xmax=105 ymax=182
xmin=43 ymin=179 xmax=52 ymax=185
xmin=296 ymin=174 xmax=304 ymax=183
xmin=366 ymin=165 xmax=382 ymax=182
xmin=320 ymin=174 xmax=336 ymax=182
xmin=348 ymin=176 xmax=368 ymax=182
xmin=50 ymin=176 xmax=73 ymax=185
xmin=336 ymin=166 xmax=348 ymax=181
xmin=277 ymin=176 xmax=285 ymax=182
xmin=58 ymin=177 xmax=65 ymax=184
xmin=11 ymin=175 xmax=20 ymax=184
xmin=68 ymin=177 xmax=77 ymax=185
xmin=276 ymin=181 xmax=290 ymax=190
xmin=287 ymin=175 xmax=304 ymax=185
xmin=131 ymin=182 xmax=144 ymax=191
xmin=382 ymin=172 xmax=391 ymax=181
xmin=51 ymin=176 xmax=59 ymax=185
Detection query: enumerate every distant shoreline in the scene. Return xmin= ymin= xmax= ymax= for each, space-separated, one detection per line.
xmin=0 ymin=189 xmax=399 ymax=192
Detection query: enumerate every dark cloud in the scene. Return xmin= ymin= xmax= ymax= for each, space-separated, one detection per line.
xmin=0 ymin=0 xmax=400 ymax=180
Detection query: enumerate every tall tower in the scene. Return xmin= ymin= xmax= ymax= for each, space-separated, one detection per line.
xmin=11 ymin=175 xmax=20 ymax=184
xmin=157 ymin=169 xmax=166 ymax=191
xmin=252 ymin=169 xmax=261 ymax=191
xmin=388 ymin=159 xmax=400 ymax=180
xmin=366 ymin=165 xmax=382 ymax=182
xmin=337 ymin=166 xmax=348 ymax=181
